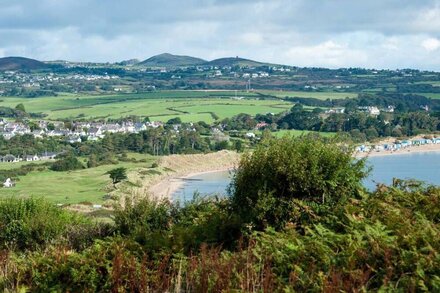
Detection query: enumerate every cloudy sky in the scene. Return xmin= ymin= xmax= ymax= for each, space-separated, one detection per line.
xmin=1 ymin=0 xmax=440 ymax=70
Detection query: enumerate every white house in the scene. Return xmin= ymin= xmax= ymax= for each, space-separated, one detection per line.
xmin=40 ymin=152 xmax=58 ymax=160
xmin=66 ymin=135 xmax=82 ymax=144
xmin=3 ymin=178 xmax=14 ymax=188
xmin=26 ymin=155 xmax=40 ymax=162
xmin=1 ymin=155 xmax=19 ymax=163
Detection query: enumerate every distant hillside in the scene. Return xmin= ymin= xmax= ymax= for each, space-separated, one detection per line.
xmin=0 ymin=57 xmax=50 ymax=71
xmin=139 ymin=53 xmax=206 ymax=67
xmin=118 ymin=59 xmax=140 ymax=66
xmin=205 ymin=57 xmax=271 ymax=67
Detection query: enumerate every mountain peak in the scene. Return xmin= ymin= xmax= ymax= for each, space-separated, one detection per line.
xmin=0 ymin=56 xmax=50 ymax=71
xmin=139 ymin=53 xmax=207 ymax=67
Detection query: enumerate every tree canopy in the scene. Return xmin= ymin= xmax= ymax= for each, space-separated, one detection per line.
xmin=106 ymin=167 xmax=128 ymax=185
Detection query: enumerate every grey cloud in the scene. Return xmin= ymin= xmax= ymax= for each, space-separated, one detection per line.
xmin=0 ymin=0 xmax=439 ymax=70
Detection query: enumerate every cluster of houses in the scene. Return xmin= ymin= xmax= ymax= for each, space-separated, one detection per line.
xmin=0 ymin=119 xmax=165 ymax=142
xmin=324 ymin=105 xmax=396 ymax=116
xmin=242 ymin=72 xmax=270 ymax=79
xmin=0 ymin=71 xmax=119 ymax=93
xmin=0 ymin=152 xmax=58 ymax=164
xmin=355 ymin=137 xmax=440 ymax=153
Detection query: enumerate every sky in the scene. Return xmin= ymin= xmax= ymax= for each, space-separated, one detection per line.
xmin=1 ymin=0 xmax=440 ymax=70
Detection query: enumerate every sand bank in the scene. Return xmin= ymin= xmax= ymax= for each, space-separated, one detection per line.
xmin=127 ymin=150 xmax=240 ymax=201
xmin=356 ymin=143 xmax=440 ymax=158
xmin=148 ymin=167 xmax=234 ymax=201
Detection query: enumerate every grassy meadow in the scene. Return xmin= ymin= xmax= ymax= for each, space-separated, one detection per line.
xmin=271 ymin=129 xmax=336 ymax=138
xmin=256 ymin=90 xmax=357 ymax=100
xmin=0 ymin=154 xmax=158 ymax=204
xmin=418 ymin=93 xmax=440 ymax=99
xmin=0 ymin=90 xmax=292 ymax=122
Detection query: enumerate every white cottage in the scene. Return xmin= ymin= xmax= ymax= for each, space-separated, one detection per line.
xmin=3 ymin=178 xmax=14 ymax=188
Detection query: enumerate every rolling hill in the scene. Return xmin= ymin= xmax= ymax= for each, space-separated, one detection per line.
xmin=206 ymin=56 xmax=269 ymax=67
xmin=0 ymin=57 xmax=50 ymax=71
xmin=138 ymin=53 xmax=206 ymax=67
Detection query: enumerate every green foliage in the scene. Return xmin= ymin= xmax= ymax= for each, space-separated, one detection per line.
xmin=87 ymin=153 xmax=98 ymax=168
xmin=0 ymin=162 xmax=50 ymax=182
xmin=0 ymin=197 xmax=92 ymax=250
xmin=230 ymin=135 xmax=369 ymax=230
xmin=2 ymin=137 xmax=440 ymax=292
xmin=14 ymin=103 xmax=26 ymax=112
xmin=0 ymin=106 xmax=28 ymax=118
xmin=50 ymin=155 xmax=84 ymax=171
xmin=106 ymin=167 xmax=128 ymax=185
xmin=114 ymin=196 xmax=241 ymax=252
xmin=2 ymin=182 xmax=440 ymax=292
xmin=114 ymin=199 xmax=171 ymax=237
xmin=166 ymin=117 xmax=182 ymax=124
xmin=0 ymin=134 xmax=61 ymax=157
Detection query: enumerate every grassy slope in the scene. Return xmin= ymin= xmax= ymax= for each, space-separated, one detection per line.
xmin=0 ymin=155 xmax=157 ymax=204
xmin=0 ymin=91 xmax=292 ymax=122
xmin=272 ymin=129 xmax=336 ymax=138
xmin=257 ymin=90 xmax=357 ymax=100
xmin=138 ymin=53 xmax=206 ymax=67
xmin=418 ymin=93 xmax=440 ymax=99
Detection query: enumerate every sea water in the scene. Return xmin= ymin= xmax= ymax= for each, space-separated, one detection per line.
xmin=173 ymin=152 xmax=440 ymax=202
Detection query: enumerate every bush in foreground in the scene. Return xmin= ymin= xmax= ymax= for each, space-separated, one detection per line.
xmin=230 ymin=135 xmax=369 ymax=230
xmin=3 ymin=183 xmax=440 ymax=292
xmin=0 ymin=197 xmax=111 ymax=251
xmin=1 ymin=137 xmax=440 ymax=291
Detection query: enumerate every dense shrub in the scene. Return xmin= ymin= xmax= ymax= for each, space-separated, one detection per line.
xmin=229 ymin=135 xmax=369 ymax=230
xmin=0 ymin=198 xmax=92 ymax=250
xmin=114 ymin=196 xmax=241 ymax=252
xmin=0 ymin=162 xmax=51 ymax=182
xmin=114 ymin=200 xmax=168 ymax=234
xmin=5 ymin=183 xmax=440 ymax=292
xmin=51 ymin=155 xmax=84 ymax=171
xmin=1 ymin=137 xmax=440 ymax=292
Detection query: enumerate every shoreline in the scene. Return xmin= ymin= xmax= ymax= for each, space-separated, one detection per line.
xmin=148 ymin=167 xmax=234 ymax=201
xmin=145 ymin=143 xmax=440 ymax=201
xmin=355 ymin=144 xmax=440 ymax=158
xmin=138 ymin=150 xmax=240 ymax=201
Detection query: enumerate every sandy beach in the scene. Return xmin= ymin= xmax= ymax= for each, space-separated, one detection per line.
xmin=148 ymin=167 xmax=234 ymax=200
xmin=355 ymin=142 xmax=440 ymax=158
xmin=127 ymin=139 xmax=440 ymax=202
xmin=125 ymin=150 xmax=240 ymax=201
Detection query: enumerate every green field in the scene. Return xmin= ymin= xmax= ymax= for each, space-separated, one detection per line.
xmin=418 ymin=93 xmax=440 ymax=99
xmin=254 ymin=129 xmax=336 ymax=138
xmin=271 ymin=129 xmax=336 ymax=138
xmin=0 ymin=155 xmax=157 ymax=204
xmin=0 ymin=91 xmax=292 ymax=122
xmin=414 ymin=81 xmax=440 ymax=87
xmin=0 ymin=160 xmax=47 ymax=170
xmin=257 ymin=90 xmax=357 ymax=100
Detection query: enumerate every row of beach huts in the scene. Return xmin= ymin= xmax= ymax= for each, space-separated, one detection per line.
xmin=356 ymin=138 xmax=440 ymax=153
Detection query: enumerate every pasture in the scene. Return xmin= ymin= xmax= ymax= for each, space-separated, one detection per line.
xmin=0 ymin=90 xmax=293 ymax=122
xmin=256 ymin=90 xmax=357 ymax=100
xmin=419 ymin=93 xmax=440 ymax=99
xmin=0 ymin=155 xmax=157 ymax=204
xmin=271 ymin=129 xmax=336 ymax=138
xmin=254 ymin=129 xmax=336 ymax=138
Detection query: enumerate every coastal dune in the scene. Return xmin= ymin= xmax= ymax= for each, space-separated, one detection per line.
xmin=129 ymin=150 xmax=240 ymax=201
